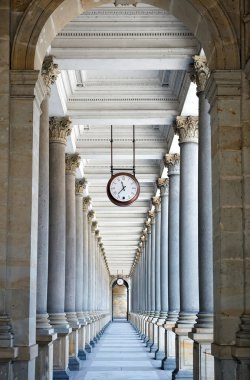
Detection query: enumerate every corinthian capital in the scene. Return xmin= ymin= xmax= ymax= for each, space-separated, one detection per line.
xmin=41 ymin=56 xmax=60 ymax=91
xmin=157 ymin=178 xmax=169 ymax=197
xmin=165 ymin=153 xmax=180 ymax=175
xmin=175 ymin=116 xmax=198 ymax=144
xmin=75 ymin=178 xmax=87 ymax=195
xmin=190 ymin=55 xmax=210 ymax=92
xmin=145 ymin=218 xmax=152 ymax=233
xmin=92 ymin=220 xmax=98 ymax=233
xmin=152 ymin=196 xmax=161 ymax=212
xmin=87 ymin=209 xmax=95 ymax=222
xmin=83 ymin=195 xmax=91 ymax=211
xmin=65 ymin=154 xmax=80 ymax=174
xmin=49 ymin=116 xmax=72 ymax=144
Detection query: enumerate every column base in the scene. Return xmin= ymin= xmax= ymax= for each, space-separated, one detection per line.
xmin=189 ymin=327 xmax=214 ymax=380
xmin=90 ymin=340 xmax=95 ymax=347
xmin=53 ymin=369 xmax=70 ymax=379
xmin=172 ymin=368 xmax=193 ymax=379
xmin=68 ymin=356 xmax=80 ymax=371
xmin=149 ymin=344 xmax=158 ymax=353
xmin=155 ymin=350 xmax=165 ymax=360
xmin=162 ymin=320 xmax=177 ymax=371
xmin=85 ymin=343 xmax=92 ymax=353
xmin=36 ymin=330 xmax=57 ymax=380
xmin=212 ymin=343 xmax=238 ymax=380
xmin=78 ymin=348 xmax=87 ymax=360
xmin=162 ymin=356 xmax=176 ymax=370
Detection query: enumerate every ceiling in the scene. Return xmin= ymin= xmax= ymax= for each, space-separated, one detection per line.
xmin=49 ymin=4 xmax=199 ymax=276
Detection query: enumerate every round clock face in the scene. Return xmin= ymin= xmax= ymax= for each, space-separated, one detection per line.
xmin=117 ymin=278 xmax=124 ymax=286
xmin=107 ymin=172 xmax=140 ymax=207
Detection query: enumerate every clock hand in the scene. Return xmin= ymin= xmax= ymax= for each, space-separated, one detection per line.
xmin=118 ymin=185 xmax=126 ymax=194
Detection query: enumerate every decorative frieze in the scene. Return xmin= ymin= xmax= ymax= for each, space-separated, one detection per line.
xmin=175 ymin=116 xmax=199 ymax=144
xmin=49 ymin=116 xmax=72 ymax=144
xmin=190 ymin=55 xmax=210 ymax=93
xmin=165 ymin=153 xmax=180 ymax=175
xmin=41 ymin=56 xmax=60 ymax=91
xmin=65 ymin=154 xmax=80 ymax=174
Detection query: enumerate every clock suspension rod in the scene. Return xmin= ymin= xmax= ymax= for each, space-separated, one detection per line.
xmin=110 ymin=125 xmax=114 ymax=176
xmin=133 ymin=124 xmax=135 ymax=176
xmin=109 ymin=125 xmax=136 ymax=175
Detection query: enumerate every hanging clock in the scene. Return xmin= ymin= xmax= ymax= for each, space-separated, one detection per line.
xmin=107 ymin=172 xmax=140 ymax=207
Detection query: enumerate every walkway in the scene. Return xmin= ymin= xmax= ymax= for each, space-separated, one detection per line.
xmin=70 ymin=321 xmax=171 ymax=380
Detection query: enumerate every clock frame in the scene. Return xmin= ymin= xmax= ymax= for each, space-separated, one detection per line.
xmin=106 ymin=172 xmax=140 ymax=207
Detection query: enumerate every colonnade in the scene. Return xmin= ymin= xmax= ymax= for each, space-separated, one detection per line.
xmin=36 ymin=57 xmax=111 ymax=379
xmin=130 ymin=56 xmax=214 ymax=379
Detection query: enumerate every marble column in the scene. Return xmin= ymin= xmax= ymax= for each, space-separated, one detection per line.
xmin=89 ymin=214 xmax=97 ymax=346
xmin=152 ymin=198 xmax=161 ymax=353
xmin=173 ymin=116 xmax=199 ymax=379
xmin=156 ymin=179 xmax=170 ymax=366
xmin=48 ymin=116 xmax=72 ymax=379
xmin=82 ymin=196 xmax=92 ymax=352
xmin=65 ymin=154 xmax=80 ymax=371
xmin=145 ymin=220 xmax=152 ymax=345
xmin=36 ymin=56 xmax=59 ymax=380
xmin=189 ymin=56 xmax=214 ymax=379
xmin=148 ymin=209 xmax=157 ymax=350
xmin=75 ymin=180 xmax=88 ymax=360
xmin=163 ymin=154 xmax=180 ymax=370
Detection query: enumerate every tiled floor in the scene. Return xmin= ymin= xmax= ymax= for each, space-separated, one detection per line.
xmin=70 ymin=321 xmax=171 ymax=380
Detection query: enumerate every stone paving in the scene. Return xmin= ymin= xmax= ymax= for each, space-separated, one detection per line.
xmin=70 ymin=321 xmax=171 ymax=380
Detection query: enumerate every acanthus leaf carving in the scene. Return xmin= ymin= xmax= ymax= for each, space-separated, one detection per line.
xmin=165 ymin=153 xmax=180 ymax=175
xmin=41 ymin=56 xmax=60 ymax=91
xmin=190 ymin=55 xmax=210 ymax=93
xmin=65 ymin=154 xmax=80 ymax=174
xmin=49 ymin=117 xmax=72 ymax=145
xmin=175 ymin=116 xmax=198 ymax=144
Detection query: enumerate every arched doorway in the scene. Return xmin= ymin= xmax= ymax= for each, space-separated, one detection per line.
xmin=112 ymin=279 xmax=129 ymax=321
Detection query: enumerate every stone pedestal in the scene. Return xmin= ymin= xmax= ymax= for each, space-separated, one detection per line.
xmin=162 ymin=318 xmax=177 ymax=370
xmin=172 ymin=326 xmax=194 ymax=379
xmin=36 ymin=331 xmax=57 ymax=380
